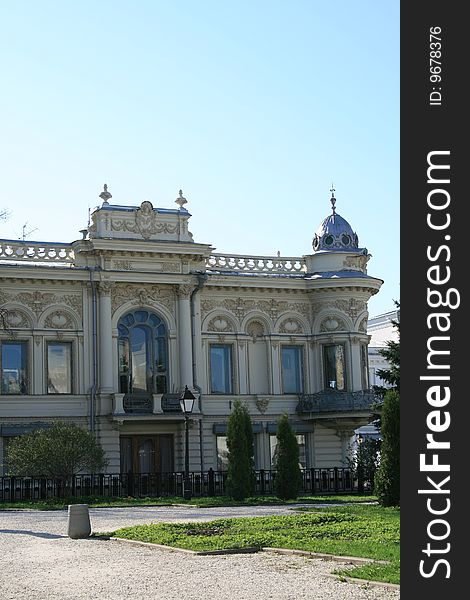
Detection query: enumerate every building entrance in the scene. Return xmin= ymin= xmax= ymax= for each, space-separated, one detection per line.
xmin=119 ymin=435 xmax=174 ymax=474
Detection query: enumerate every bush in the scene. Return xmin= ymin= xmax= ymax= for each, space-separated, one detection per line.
xmin=374 ymin=390 xmax=400 ymax=506
xmin=274 ymin=414 xmax=302 ymax=500
xmin=226 ymin=400 xmax=255 ymax=500
xmin=7 ymin=421 xmax=108 ymax=478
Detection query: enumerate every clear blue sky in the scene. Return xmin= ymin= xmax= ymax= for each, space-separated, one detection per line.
xmin=0 ymin=0 xmax=399 ymax=316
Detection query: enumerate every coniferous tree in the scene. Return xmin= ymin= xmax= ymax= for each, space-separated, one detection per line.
xmin=226 ymin=399 xmax=255 ymax=500
xmin=274 ymin=413 xmax=302 ymax=500
xmin=374 ymin=389 xmax=400 ymax=506
xmin=374 ymin=300 xmax=400 ymax=397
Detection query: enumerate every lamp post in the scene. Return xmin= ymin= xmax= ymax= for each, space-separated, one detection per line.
xmin=180 ymin=385 xmax=196 ymax=500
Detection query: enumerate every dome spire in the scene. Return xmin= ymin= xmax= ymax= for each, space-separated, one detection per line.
xmin=330 ymin=184 xmax=336 ymax=214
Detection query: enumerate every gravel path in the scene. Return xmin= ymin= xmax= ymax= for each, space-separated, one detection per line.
xmin=0 ymin=505 xmax=400 ymax=600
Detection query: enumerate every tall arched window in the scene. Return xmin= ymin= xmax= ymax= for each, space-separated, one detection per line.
xmin=117 ymin=310 xmax=168 ymax=396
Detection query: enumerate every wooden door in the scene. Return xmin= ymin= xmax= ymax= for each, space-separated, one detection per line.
xmin=120 ymin=435 xmax=174 ymax=474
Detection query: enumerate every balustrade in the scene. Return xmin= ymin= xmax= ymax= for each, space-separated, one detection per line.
xmin=206 ymin=253 xmax=306 ymax=274
xmin=0 ymin=239 xmax=75 ymax=263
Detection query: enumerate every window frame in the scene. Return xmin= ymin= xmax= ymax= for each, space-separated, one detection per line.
xmin=209 ymin=343 xmax=234 ymax=395
xmin=322 ymin=343 xmax=346 ymax=391
xmin=280 ymin=345 xmax=304 ymax=394
xmin=0 ymin=339 xmax=29 ymax=395
xmin=46 ymin=340 xmax=73 ymax=395
xmin=117 ymin=310 xmax=169 ymax=396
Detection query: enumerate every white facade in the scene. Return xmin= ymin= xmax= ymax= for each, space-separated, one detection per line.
xmin=0 ymin=188 xmax=383 ymax=475
xmin=368 ymin=308 xmax=400 ymax=388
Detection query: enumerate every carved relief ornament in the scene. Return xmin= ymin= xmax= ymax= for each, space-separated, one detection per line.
xmin=201 ymin=297 xmax=310 ymax=323
xmin=176 ymin=284 xmax=194 ymax=299
xmin=255 ymin=397 xmax=269 ymax=414
xmin=44 ymin=310 xmax=74 ymax=329
xmin=312 ymin=298 xmax=366 ymax=319
xmin=111 ymin=201 xmax=180 ymax=240
xmin=3 ymin=309 xmax=31 ymax=329
xmin=207 ymin=317 xmax=233 ymax=332
xmin=343 ymin=255 xmax=368 ymax=271
xmin=111 ymin=284 xmax=175 ymax=315
xmin=279 ymin=318 xmax=303 ymax=334
xmin=320 ymin=316 xmax=347 ymax=332
xmin=1 ymin=290 xmax=82 ymax=319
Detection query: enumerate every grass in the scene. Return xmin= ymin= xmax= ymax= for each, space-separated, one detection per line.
xmin=0 ymin=493 xmax=377 ymax=511
xmin=108 ymin=504 xmax=400 ymax=585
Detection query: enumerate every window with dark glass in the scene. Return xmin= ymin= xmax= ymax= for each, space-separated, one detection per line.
xmin=0 ymin=341 xmax=28 ymax=394
xmin=117 ymin=310 xmax=168 ymax=395
xmin=323 ymin=344 xmax=346 ymax=390
xmin=281 ymin=346 xmax=303 ymax=393
xmin=210 ymin=345 xmax=233 ymax=394
xmin=270 ymin=434 xmax=307 ymax=469
xmin=47 ymin=342 xmax=72 ymax=394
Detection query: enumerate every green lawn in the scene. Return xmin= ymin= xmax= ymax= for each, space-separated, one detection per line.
xmin=0 ymin=494 xmax=377 ymax=511
xmin=108 ymin=504 xmax=400 ymax=585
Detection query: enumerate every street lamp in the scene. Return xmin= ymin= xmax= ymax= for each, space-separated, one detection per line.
xmin=180 ymin=385 xmax=196 ymax=500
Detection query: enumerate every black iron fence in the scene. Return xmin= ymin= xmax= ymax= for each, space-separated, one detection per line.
xmin=0 ymin=467 xmax=369 ymax=503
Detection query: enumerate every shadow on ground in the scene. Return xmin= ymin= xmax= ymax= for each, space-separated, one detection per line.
xmin=0 ymin=529 xmax=67 ymax=539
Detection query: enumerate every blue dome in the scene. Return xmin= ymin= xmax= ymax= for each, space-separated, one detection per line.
xmin=312 ymin=201 xmax=359 ymax=252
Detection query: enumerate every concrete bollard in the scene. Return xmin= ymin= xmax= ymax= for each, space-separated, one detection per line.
xmin=67 ymin=504 xmax=92 ymax=539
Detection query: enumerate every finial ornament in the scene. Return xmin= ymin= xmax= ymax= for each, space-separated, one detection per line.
xmin=175 ymin=189 xmax=188 ymax=209
xmin=99 ymin=183 xmax=112 ymax=205
xmin=330 ymin=184 xmax=336 ymax=214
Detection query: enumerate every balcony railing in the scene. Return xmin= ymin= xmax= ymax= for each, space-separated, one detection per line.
xmin=206 ymin=253 xmax=307 ymax=275
xmin=296 ymin=390 xmax=379 ymax=415
xmin=0 ymin=239 xmax=75 ymax=263
xmin=113 ymin=393 xmax=185 ymax=415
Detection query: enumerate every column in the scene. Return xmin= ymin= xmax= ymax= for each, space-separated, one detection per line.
xmin=270 ymin=339 xmax=281 ymax=394
xmin=349 ymin=336 xmax=362 ymax=391
xmin=192 ymin=291 xmax=205 ymax=391
xmin=237 ymin=340 xmax=248 ymax=394
xmin=177 ymin=284 xmax=194 ymax=390
xmin=98 ymin=281 xmax=114 ymax=392
xmin=307 ymin=340 xmax=317 ymax=393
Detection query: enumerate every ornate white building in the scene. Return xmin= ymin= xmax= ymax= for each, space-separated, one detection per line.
xmin=0 ymin=187 xmax=382 ymax=476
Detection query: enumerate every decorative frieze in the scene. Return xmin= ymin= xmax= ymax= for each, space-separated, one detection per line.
xmin=44 ymin=310 xmax=75 ymax=329
xmin=201 ymin=296 xmax=311 ymax=324
xmin=3 ymin=309 xmax=32 ymax=329
xmin=279 ymin=318 xmax=303 ymax=334
xmin=320 ymin=316 xmax=347 ymax=332
xmin=111 ymin=283 xmax=175 ymax=316
xmin=0 ymin=290 xmax=83 ymax=319
xmin=312 ymin=298 xmax=366 ymax=319
xmin=113 ymin=260 xmax=133 ymax=270
xmin=207 ymin=317 xmax=234 ymax=332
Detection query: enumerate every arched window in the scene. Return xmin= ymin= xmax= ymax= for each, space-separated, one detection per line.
xmin=117 ymin=310 xmax=168 ymax=396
